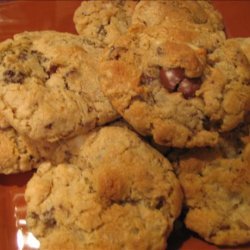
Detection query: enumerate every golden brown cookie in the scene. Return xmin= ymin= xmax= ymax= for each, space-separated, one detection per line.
xmin=175 ymin=124 xmax=250 ymax=246
xmin=197 ymin=39 xmax=250 ymax=132
xmin=100 ymin=20 xmax=249 ymax=148
xmin=0 ymin=128 xmax=39 ymax=174
xmin=0 ymin=125 xmax=58 ymax=174
xmin=25 ymin=126 xmax=183 ymax=249
xmin=0 ymin=31 xmax=118 ymax=142
xmin=73 ymin=0 xmax=138 ymax=46
xmin=132 ymin=0 xmax=225 ymax=51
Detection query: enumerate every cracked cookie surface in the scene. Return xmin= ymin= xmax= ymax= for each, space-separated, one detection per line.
xmin=0 ymin=113 xmax=58 ymax=174
xmin=132 ymin=0 xmax=225 ymax=52
xmin=73 ymin=0 xmax=225 ymax=51
xmin=0 ymin=31 xmax=118 ymax=142
xmin=232 ymin=37 xmax=250 ymax=63
xmin=174 ymin=123 xmax=250 ymax=246
xmin=100 ymin=22 xmax=249 ymax=148
xmin=74 ymin=0 xmax=138 ymax=46
xmin=132 ymin=0 xmax=224 ymax=29
xmin=0 ymin=128 xmax=40 ymax=174
xmin=197 ymin=39 xmax=250 ymax=132
xmin=0 ymin=111 xmax=9 ymax=129
xmin=25 ymin=126 xmax=183 ymax=250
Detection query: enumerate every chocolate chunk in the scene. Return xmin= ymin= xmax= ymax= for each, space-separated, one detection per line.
xmin=47 ymin=65 xmax=58 ymax=76
xmin=155 ymin=196 xmax=166 ymax=209
xmin=160 ymin=67 xmax=201 ymax=99
xmin=177 ymin=78 xmax=201 ymax=99
xmin=160 ymin=67 xmax=185 ymax=91
xmin=45 ymin=123 xmax=53 ymax=129
xmin=3 ymin=70 xmax=25 ymax=84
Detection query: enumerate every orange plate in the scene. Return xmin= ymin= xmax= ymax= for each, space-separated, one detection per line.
xmin=0 ymin=1 xmax=249 ymax=250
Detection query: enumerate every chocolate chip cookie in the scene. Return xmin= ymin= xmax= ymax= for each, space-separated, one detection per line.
xmin=100 ymin=21 xmax=249 ymax=147
xmin=74 ymin=0 xmax=138 ymax=46
xmin=25 ymin=126 xmax=183 ymax=249
xmin=175 ymin=123 xmax=250 ymax=246
xmin=0 ymin=31 xmax=118 ymax=142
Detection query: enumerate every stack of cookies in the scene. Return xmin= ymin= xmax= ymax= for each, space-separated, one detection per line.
xmin=0 ymin=1 xmax=249 ymax=249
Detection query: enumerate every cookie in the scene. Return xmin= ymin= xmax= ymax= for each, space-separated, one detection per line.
xmin=132 ymin=0 xmax=225 ymax=51
xmin=73 ymin=0 xmax=138 ymax=46
xmin=25 ymin=126 xmax=183 ymax=249
xmin=132 ymin=0 xmax=224 ymax=30
xmin=197 ymin=39 xmax=250 ymax=132
xmin=0 ymin=31 xmax=118 ymax=142
xmin=100 ymin=20 xmax=249 ymax=148
xmin=175 ymin=124 xmax=250 ymax=246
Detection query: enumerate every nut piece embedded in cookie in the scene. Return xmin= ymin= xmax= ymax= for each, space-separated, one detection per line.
xmin=25 ymin=126 xmax=183 ymax=250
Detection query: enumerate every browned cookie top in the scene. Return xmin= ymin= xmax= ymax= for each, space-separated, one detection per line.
xmin=100 ymin=21 xmax=249 ymax=148
xmin=132 ymin=0 xmax=224 ymax=32
xmin=25 ymin=126 xmax=183 ymax=250
xmin=0 ymin=31 xmax=118 ymax=142
xmin=174 ymin=123 xmax=250 ymax=246
xmin=74 ymin=0 xmax=138 ymax=46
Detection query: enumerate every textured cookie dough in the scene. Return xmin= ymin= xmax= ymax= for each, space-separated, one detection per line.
xmin=0 ymin=128 xmax=38 ymax=174
xmin=25 ymin=126 xmax=183 ymax=250
xmin=74 ymin=0 xmax=138 ymax=46
xmin=0 ymin=112 xmax=9 ymax=129
xmin=132 ymin=0 xmax=224 ymax=30
xmin=232 ymin=38 xmax=250 ymax=62
xmin=197 ymin=39 xmax=250 ymax=132
xmin=132 ymin=0 xmax=225 ymax=51
xmin=73 ymin=0 xmax=225 ymax=51
xmin=0 ymin=31 xmax=118 ymax=142
xmin=100 ymin=25 xmax=213 ymax=148
xmin=100 ymin=21 xmax=249 ymax=148
xmin=175 ymin=124 xmax=250 ymax=246
xmin=0 ymin=112 xmax=38 ymax=174
xmin=0 ymin=126 xmax=58 ymax=174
